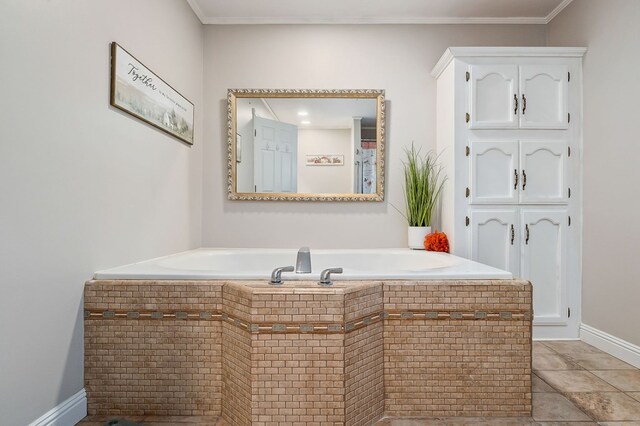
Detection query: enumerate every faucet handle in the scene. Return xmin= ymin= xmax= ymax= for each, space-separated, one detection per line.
xmin=270 ymin=266 xmax=294 ymax=285
xmin=319 ymin=268 xmax=343 ymax=286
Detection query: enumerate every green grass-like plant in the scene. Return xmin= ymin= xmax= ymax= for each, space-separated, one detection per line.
xmin=403 ymin=144 xmax=446 ymax=227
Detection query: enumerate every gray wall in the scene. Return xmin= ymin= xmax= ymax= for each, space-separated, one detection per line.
xmin=0 ymin=1 xmax=203 ymax=425
xmin=15 ymin=5 xmax=637 ymax=423
xmin=202 ymin=24 xmax=547 ymax=248
xmin=548 ymin=0 xmax=640 ymax=346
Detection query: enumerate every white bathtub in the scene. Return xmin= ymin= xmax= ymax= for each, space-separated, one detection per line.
xmin=93 ymin=248 xmax=512 ymax=281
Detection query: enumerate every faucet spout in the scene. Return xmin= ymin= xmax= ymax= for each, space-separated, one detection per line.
xmin=296 ymin=247 xmax=312 ymax=273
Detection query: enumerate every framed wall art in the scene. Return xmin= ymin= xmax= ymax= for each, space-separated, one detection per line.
xmin=110 ymin=42 xmax=194 ymax=145
xmin=305 ymin=154 xmax=345 ymax=166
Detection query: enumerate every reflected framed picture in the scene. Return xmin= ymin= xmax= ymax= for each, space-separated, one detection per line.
xmin=306 ymin=154 xmax=344 ymax=166
xmin=110 ymin=42 xmax=194 ymax=145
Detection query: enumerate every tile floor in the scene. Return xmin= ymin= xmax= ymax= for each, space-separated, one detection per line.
xmin=78 ymin=341 xmax=640 ymax=425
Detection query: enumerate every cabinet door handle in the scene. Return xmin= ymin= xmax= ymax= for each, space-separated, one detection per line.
xmin=525 ymin=224 xmax=530 ymax=245
xmin=522 ymin=94 xmax=527 ymax=115
xmin=522 ymin=170 xmax=527 ymax=190
xmin=511 ymin=224 xmax=515 ymax=245
xmin=514 ymin=169 xmax=518 ymax=190
xmin=514 ymin=94 xmax=518 ymax=115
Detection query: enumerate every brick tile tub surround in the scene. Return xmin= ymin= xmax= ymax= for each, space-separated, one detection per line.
xmin=84 ymin=279 xmax=532 ymax=425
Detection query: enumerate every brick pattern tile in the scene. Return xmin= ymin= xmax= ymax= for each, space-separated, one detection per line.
xmin=250 ymin=291 xmax=345 ymax=324
xmin=345 ymin=285 xmax=385 ymax=425
xmin=222 ymin=282 xmax=252 ymax=323
xmin=221 ymin=322 xmax=252 ymax=425
xmin=383 ymin=281 xmax=532 ymax=418
xmin=85 ymin=321 xmax=222 ymax=416
xmin=253 ymin=333 xmax=345 ymax=424
xmin=84 ymin=281 xmax=223 ymax=312
xmin=85 ymin=281 xmax=223 ymax=417
xmin=85 ymin=279 xmax=532 ymax=423
xmin=345 ymin=322 xmax=384 ymax=425
xmin=345 ymin=283 xmax=383 ymax=322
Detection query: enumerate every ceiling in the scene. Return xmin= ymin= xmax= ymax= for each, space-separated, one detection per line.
xmin=238 ymin=98 xmax=377 ymax=129
xmin=187 ymin=0 xmax=573 ymax=25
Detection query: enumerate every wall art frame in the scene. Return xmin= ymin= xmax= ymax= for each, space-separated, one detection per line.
xmin=110 ymin=42 xmax=194 ymax=145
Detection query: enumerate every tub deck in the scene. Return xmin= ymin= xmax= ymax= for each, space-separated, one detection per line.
xmin=84 ymin=278 xmax=532 ymax=424
xmin=93 ymin=248 xmax=512 ymax=281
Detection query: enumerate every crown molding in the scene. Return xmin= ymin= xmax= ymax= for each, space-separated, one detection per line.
xmin=186 ymin=0 xmax=207 ymax=24
xmin=431 ymin=46 xmax=587 ymax=78
xmin=199 ymin=16 xmax=549 ymax=25
xmin=188 ymin=0 xmax=575 ymax=26
xmin=545 ymin=0 xmax=574 ymax=23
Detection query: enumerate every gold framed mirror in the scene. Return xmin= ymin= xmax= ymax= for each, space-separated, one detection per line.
xmin=227 ymin=89 xmax=385 ymax=201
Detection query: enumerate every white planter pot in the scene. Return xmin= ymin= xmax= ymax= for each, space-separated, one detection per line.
xmin=408 ymin=226 xmax=431 ymax=250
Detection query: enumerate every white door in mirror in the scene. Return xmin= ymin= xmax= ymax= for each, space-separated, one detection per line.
xmin=253 ymin=116 xmax=298 ymax=193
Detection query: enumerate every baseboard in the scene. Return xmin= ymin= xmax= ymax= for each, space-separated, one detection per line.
xmin=533 ymin=337 xmax=580 ymax=341
xmin=581 ymin=323 xmax=640 ymax=369
xmin=29 ymin=388 xmax=87 ymax=426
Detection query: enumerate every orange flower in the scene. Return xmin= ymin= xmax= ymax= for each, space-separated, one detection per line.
xmin=424 ymin=231 xmax=450 ymax=253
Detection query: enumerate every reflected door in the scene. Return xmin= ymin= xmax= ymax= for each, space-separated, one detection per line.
xmin=253 ymin=116 xmax=298 ymax=193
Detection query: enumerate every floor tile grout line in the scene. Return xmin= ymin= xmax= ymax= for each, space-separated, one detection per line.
xmin=536 ymin=367 xmax=630 ymax=394
xmin=584 ymin=370 xmax=638 ymax=394
xmin=532 ymin=370 xmax=601 ymax=423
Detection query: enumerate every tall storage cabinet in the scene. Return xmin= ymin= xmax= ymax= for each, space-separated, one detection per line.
xmin=432 ymin=47 xmax=586 ymax=339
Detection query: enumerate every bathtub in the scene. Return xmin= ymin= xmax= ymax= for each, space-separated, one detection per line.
xmin=93 ymin=248 xmax=511 ymax=280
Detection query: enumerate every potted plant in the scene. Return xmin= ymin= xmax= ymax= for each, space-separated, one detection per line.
xmin=402 ymin=144 xmax=446 ymax=249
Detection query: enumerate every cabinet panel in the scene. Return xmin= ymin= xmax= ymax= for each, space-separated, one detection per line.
xmin=470 ymin=141 xmax=519 ymax=204
xmin=519 ymin=65 xmax=569 ymax=129
xmin=469 ymin=65 xmax=518 ymax=129
xmin=520 ymin=141 xmax=568 ymax=203
xmin=469 ymin=208 xmax=519 ymax=276
xmin=521 ymin=208 xmax=567 ymax=325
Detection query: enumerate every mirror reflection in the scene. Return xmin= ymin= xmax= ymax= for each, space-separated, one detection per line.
xmin=228 ymin=90 xmax=384 ymax=201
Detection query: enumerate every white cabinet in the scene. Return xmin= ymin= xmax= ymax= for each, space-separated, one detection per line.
xmin=469 ymin=140 xmax=568 ymax=204
xmin=469 ymin=208 xmax=519 ymax=275
xmin=434 ymin=47 xmax=585 ymax=339
xmin=469 ymin=206 xmax=569 ymax=325
xmin=520 ymin=208 xmax=568 ymax=325
xmin=519 ymin=65 xmax=569 ymax=129
xmin=519 ymin=141 xmax=568 ymax=203
xmin=469 ymin=141 xmax=519 ymax=204
xmin=469 ymin=65 xmax=519 ymax=129
xmin=469 ymin=64 xmax=569 ymax=130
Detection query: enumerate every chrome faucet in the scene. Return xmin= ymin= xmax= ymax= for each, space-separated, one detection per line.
xmin=296 ymin=247 xmax=312 ymax=273
xmin=319 ymin=268 xmax=343 ymax=286
xmin=270 ymin=266 xmax=294 ymax=285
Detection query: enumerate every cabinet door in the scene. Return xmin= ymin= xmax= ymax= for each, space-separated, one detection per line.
xmin=470 ymin=141 xmax=519 ymax=204
xmin=521 ymin=208 xmax=567 ymax=325
xmin=469 ymin=208 xmax=519 ymax=276
xmin=519 ymin=141 xmax=568 ymax=203
xmin=519 ymin=65 xmax=569 ymax=129
xmin=469 ymin=65 xmax=519 ymax=129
